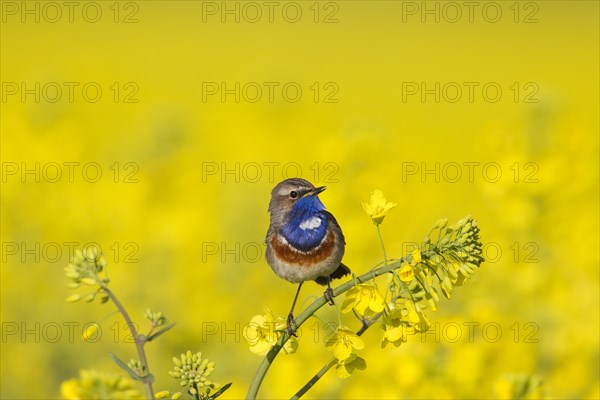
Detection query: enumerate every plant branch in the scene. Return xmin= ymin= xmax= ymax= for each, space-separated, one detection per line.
xmin=102 ymin=286 xmax=154 ymax=399
xmin=245 ymin=258 xmax=405 ymax=400
xmin=290 ymin=358 xmax=336 ymax=400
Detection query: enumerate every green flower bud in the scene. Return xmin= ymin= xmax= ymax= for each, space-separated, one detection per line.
xmin=431 ymin=218 xmax=446 ymax=229
xmin=85 ymin=246 xmax=98 ymax=260
xmin=96 ymin=256 xmax=106 ymax=270
xmin=83 ymin=293 xmax=96 ymax=303
xmin=73 ymin=249 xmax=84 ymax=263
xmin=66 ymin=294 xmax=81 ymax=303
xmin=81 ymin=277 xmax=97 ymax=286
xmin=82 ymin=324 xmax=99 ymax=341
xmin=65 ymin=271 xmax=81 ymax=279
xmin=461 ymin=223 xmax=472 ymax=234
xmin=155 ymin=390 xmax=170 ymax=399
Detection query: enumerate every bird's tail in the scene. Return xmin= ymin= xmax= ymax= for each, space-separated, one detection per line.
xmin=315 ymin=263 xmax=351 ymax=286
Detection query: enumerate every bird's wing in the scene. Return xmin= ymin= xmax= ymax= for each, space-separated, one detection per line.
xmin=325 ymin=210 xmax=346 ymax=245
xmin=315 ymin=263 xmax=351 ymax=285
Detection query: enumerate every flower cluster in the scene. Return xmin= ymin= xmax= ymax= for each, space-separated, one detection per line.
xmin=145 ymin=309 xmax=167 ymax=328
xmin=64 ymin=247 xmax=108 ymax=304
xmin=381 ymin=298 xmax=430 ymax=348
xmin=349 ymin=199 xmax=484 ymax=352
xmin=61 ymin=369 xmax=142 ymax=400
xmin=410 ymin=215 xmax=484 ymax=307
xmin=377 ymin=215 xmax=483 ymax=347
xmin=128 ymin=359 xmax=146 ymax=377
xmin=245 ymin=307 xmax=297 ymax=355
xmin=158 ymin=351 xmax=220 ymax=400
xmin=63 ymin=246 xmax=230 ymax=400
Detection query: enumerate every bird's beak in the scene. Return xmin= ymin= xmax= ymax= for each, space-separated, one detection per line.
xmin=305 ymin=186 xmax=326 ymax=197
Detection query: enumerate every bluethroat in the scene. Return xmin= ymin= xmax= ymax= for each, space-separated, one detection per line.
xmin=265 ymin=178 xmax=350 ymax=336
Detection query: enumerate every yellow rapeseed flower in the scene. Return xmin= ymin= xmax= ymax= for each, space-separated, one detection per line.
xmin=411 ymin=249 xmax=422 ymax=265
xmin=361 ymin=189 xmax=397 ymax=225
xmin=325 ymin=326 xmax=364 ymax=361
xmin=341 ymin=284 xmax=385 ymax=316
xmin=245 ymin=307 xmax=297 ymax=355
xmin=381 ymin=325 xmax=409 ymax=348
xmin=381 ymin=299 xmax=425 ymax=348
xmin=398 ymin=262 xmax=415 ymax=283
xmin=245 ymin=309 xmax=278 ymax=355
xmin=335 ymin=353 xmax=367 ymax=378
xmin=381 ymin=308 xmax=410 ymax=348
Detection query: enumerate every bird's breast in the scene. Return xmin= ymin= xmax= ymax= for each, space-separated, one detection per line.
xmin=270 ymin=229 xmax=336 ymax=267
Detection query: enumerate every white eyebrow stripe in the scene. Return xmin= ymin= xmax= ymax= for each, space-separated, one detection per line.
xmin=278 ymin=186 xmax=310 ymax=196
xmin=299 ymin=216 xmax=322 ymax=230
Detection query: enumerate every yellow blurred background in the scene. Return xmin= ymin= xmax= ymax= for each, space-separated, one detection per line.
xmin=1 ymin=1 xmax=598 ymax=398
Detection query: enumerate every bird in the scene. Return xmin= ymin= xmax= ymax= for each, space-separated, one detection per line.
xmin=265 ymin=178 xmax=350 ymax=336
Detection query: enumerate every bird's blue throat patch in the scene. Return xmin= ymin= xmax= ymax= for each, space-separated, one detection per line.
xmin=280 ymin=196 xmax=327 ymax=252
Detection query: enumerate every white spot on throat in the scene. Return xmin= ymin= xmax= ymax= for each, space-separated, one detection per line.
xmin=299 ymin=216 xmax=322 ymax=230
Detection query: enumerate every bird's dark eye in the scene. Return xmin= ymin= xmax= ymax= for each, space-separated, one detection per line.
xmin=290 ymin=191 xmax=298 ymax=199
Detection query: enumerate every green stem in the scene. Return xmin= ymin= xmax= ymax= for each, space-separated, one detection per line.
xmin=245 ymin=258 xmax=405 ymax=400
xmin=377 ymin=225 xmax=394 ymax=303
xmin=376 ymin=225 xmax=388 ymax=267
xmin=102 ymin=286 xmax=154 ymax=399
xmin=290 ymin=358 xmax=336 ymax=400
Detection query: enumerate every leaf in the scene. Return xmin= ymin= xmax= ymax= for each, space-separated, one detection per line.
xmin=147 ymin=322 xmax=176 ymax=342
xmin=109 ymin=352 xmax=139 ymax=379
xmin=208 ymin=382 xmax=232 ymax=400
xmin=108 ymin=352 xmax=154 ymax=384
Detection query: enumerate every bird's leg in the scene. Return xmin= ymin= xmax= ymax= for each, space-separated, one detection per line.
xmin=286 ymin=282 xmax=303 ymax=337
xmin=324 ymin=275 xmax=335 ymax=306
